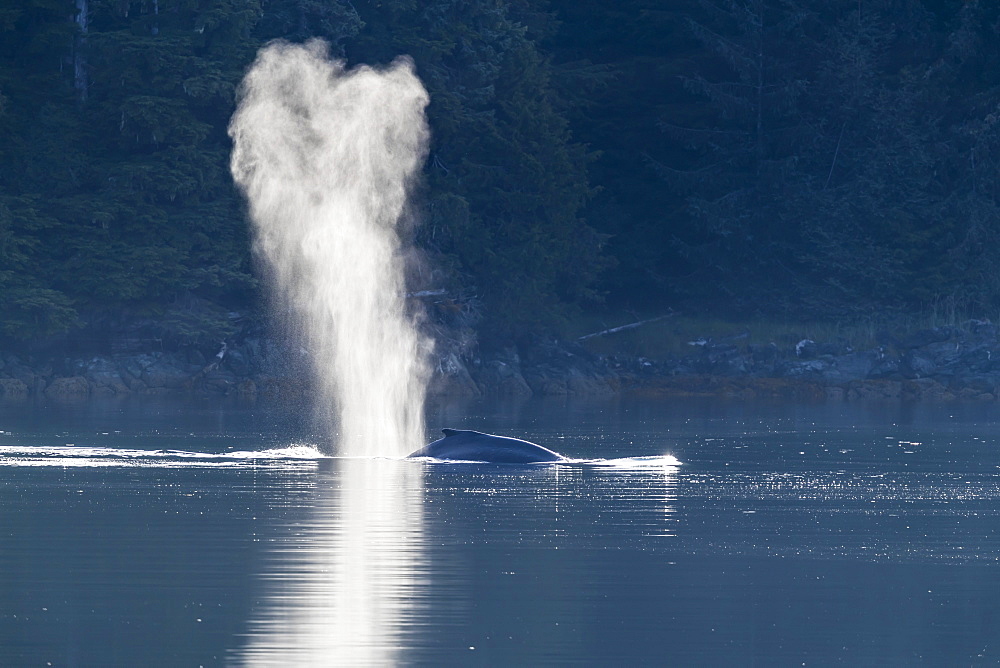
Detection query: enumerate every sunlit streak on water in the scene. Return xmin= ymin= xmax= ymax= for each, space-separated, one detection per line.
xmin=420 ymin=460 xmax=682 ymax=545
xmin=678 ymin=469 xmax=1000 ymax=562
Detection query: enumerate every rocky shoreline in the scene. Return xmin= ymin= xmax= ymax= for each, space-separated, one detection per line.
xmin=4 ymin=320 xmax=1000 ymax=402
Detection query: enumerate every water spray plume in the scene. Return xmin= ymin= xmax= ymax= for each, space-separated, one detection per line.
xmin=229 ymin=40 xmax=432 ymax=457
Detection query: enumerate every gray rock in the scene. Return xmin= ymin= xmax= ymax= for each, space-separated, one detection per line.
xmin=566 ymin=371 xmax=615 ymax=396
xmin=868 ymin=356 xmax=902 ymax=379
xmin=825 ymin=386 xmax=845 ymax=400
xmin=0 ymin=378 xmax=29 ymax=397
xmin=795 ymin=339 xmax=818 ymax=358
xmin=44 ymin=376 xmax=91 ymax=399
xmin=139 ymin=386 xmax=179 ymax=396
xmin=904 ymin=378 xmax=953 ymax=401
xmin=186 ymin=348 xmax=207 ymax=367
xmin=920 ymin=341 xmax=963 ymax=369
xmin=749 ymin=343 xmax=780 ymax=366
xmin=88 ymin=373 xmax=130 ymax=395
xmin=778 ymin=359 xmax=830 ymax=378
xmin=6 ymin=362 xmax=37 ymax=388
xmin=429 ymin=352 xmax=481 ymax=397
xmin=524 ymin=372 xmax=568 ymax=395
xmin=964 ymin=319 xmax=997 ymax=342
xmin=223 ymin=348 xmax=250 ymax=377
xmin=847 ymin=380 xmax=902 ymax=400
xmin=907 ymin=353 xmax=937 ymax=378
xmin=474 ymin=358 xmax=532 ymax=398
xmin=828 ymin=351 xmax=876 ymax=381
xmin=119 ymin=372 xmax=147 ymax=392
xmin=702 ymin=344 xmax=749 ymax=375
xmin=141 ymin=355 xmax=196 ymax=389
xmin=82 ymin=357 xmax=130 ymax=394
xmin=522 ymin=366 xmax=609 ymax=396
xmin=901 ymin=327 xmax=952 ymax=349
xmin=200 ymin=369 xmax=239 ymax=394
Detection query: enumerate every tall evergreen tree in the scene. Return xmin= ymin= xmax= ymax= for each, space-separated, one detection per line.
xmin=928 ymin=2 xmax=1000 ymax=313
xmin=0 ymin=0 xmax=266 ymax=345
xmin=546 ymin=0 xmax=698 ymax=307
xmin=349 ymin=0 xmax=606 ymax=337
xmin=0 ymin=0 xmax=84 ymax=338
xmin=655 ymin=0 xmax=814 ymax=312
xmin=796 ymin=1 xmax=947 ymax=314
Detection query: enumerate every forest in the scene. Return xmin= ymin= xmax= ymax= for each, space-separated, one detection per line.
xmin=1 ymin=0 xmax=999 ymax=353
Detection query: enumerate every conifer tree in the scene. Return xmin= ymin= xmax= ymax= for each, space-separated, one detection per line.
xmin=653 ymin=0 xmax=813 ymax=311
xmin=350 ymin=0 xmax=605 ymax=336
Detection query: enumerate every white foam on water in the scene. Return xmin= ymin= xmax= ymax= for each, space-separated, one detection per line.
xmin=0 ymin=443 xmax=326 ymax=468
xmin=573 ymin=455 xmax=683 ymax=468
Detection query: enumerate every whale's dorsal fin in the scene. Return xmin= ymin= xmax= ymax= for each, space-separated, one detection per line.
xmin=442 ymin=428 xmax=463 ymax=437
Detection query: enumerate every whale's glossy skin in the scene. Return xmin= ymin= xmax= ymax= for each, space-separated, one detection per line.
xmin=408 ymin=429 xmax=565 ymax=463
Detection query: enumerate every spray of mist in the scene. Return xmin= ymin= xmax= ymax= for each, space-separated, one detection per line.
xmin=229 ymin=40 xmax=431 ymax=457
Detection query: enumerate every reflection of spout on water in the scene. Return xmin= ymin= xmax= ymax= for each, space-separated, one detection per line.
xmin=233 ymin=458 xmax=426 ymax=666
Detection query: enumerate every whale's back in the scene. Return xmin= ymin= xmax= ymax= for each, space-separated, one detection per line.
xmin=409 ymin=429 xmax=564 ymax=463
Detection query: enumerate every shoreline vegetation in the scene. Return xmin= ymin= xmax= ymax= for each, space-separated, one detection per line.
xmin=6 ymin=315 xmax=1000 ymax=404
xmin=5 ymin=4 xmax=1000 ymax=365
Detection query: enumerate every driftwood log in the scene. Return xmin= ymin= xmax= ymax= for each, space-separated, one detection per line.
xmin=577 ymin=312 xmax=677 ymax=341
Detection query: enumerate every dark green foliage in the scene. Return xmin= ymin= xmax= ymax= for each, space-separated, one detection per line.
xmin=662 ymin=0 xmax=814 ymax=310
xmin=0 ymin=0 xmax=260 ymax=344
xmin=0 ymin=196 xmax=79 ymax=338
xmin=3 ymin=0 xmax=1000 ymax=349
xmin=544 ymin=0 xmax=701 ymax=303
xmin=548 ymin=0 xmax=1000 ymax=319
xmin=0 ymin=0 xmax=605 ymax=347
xmin=349 ymin=0 xmax=607 ymax=337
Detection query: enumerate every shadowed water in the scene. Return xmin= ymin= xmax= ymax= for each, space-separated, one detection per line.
xmin=1 ymin=397 xmax=999 ymax=665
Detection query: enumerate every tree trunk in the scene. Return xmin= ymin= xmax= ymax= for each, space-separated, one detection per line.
xmin=73 ymin=0 xmax=88 ymax=101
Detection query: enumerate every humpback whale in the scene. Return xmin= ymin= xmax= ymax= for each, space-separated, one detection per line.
xmin=408 ymin=429 xmax=566 ymax=463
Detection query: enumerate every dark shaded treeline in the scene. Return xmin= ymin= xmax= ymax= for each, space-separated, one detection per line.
xmin=1 ymin=0 xmax=998 ymax=355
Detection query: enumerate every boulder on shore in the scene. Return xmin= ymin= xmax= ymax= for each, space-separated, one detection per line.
xmin=0 ymin=378 xmax=29 ymax=397
xmin=44 ymin=376 xmax=91 ymax=399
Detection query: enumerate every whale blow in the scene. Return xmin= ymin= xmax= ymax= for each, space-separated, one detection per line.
xmin=229 ymin=40 xmax=431 ymax=457
xmin=408 ymin=429 xmax=565 ymax=464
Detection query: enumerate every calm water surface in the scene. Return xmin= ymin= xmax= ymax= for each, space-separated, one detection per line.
xmin=1 ymin=396 xmax=999 ymax=665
